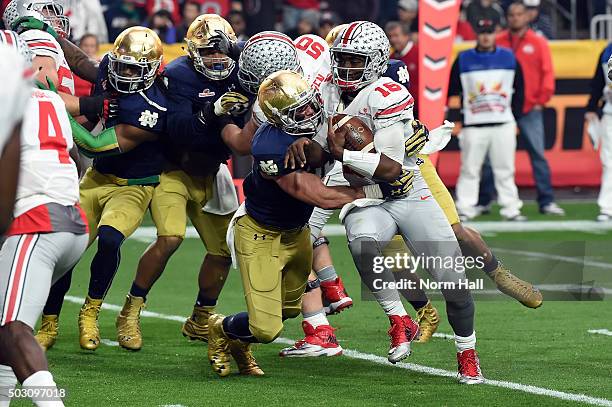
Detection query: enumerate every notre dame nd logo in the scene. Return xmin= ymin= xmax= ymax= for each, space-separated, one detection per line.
xmin=139 ymin=110 xmax=159 ymax=128
xmin=259 ymin=160 xmax=279 ymax=176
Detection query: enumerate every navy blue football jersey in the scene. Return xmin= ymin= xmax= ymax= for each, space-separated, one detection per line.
xmin=162 ymin=56 xmax=253 ymax=175
xmin=92 ymin=54 xmax=165 ymax=184
xmin=243 ymin=123 xmax=315 ymax=229
xmin=385 ymin=59 xmax=411 ymax=91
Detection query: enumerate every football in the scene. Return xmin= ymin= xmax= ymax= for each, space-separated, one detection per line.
xmin=331 ymin=114 xmax=375 ymax=153
xmin=331 ymin=114 xmax=375 ymax=184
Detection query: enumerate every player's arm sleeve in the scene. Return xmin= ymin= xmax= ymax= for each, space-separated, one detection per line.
xmin=512 ymin=62 xmax=525 ymax=120
xmin=58 ymin=37 xmax=99 ymax=83
xmin=448 ymin=57 xmax=462 ymax=97
xmin=586 ymin=48 xmax=606 ymax=112
xmin=538 ymin=39 xmax=555 ymax=105
xmin=68 ymin=115 xmax=121 ymax=157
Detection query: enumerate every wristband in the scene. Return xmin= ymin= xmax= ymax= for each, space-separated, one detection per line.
xmin=363 ymin=184 xmax=383 ymax=199
xmin=342 ymin=149 xmax=381 ymax=178
xmin=79 ymin=95 xmax=104 ymax=116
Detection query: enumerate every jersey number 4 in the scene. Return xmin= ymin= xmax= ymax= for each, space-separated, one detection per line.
xmin=295 ymin=36 xmax=325 ymax=60
xmin=375 ymin=82 xmax=403 ymax=97
xmin=38 ymin=100 xmax=70 ymax=164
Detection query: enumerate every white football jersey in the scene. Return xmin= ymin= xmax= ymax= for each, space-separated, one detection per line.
xmin=14 ymin=89 xmax=79 ymax=217
xmin=20 ymin=30 xmax=76 ymax=96
xmin=253 ymin=35 xmax=332 ymax=125
xmin=315 ymin=77 xmax=416 ymax=173
xmin=0 ymin=47 xmax=32 ymax=154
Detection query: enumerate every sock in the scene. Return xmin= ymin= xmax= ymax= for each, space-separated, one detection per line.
xmin=315 ymin=265 xmax=338 ymax=282
xmin=129 ymin=282 xmax=149 ymax=301
xmin=409 ymin=300 xmax=428 ymax=310
xmin=302 ymin=309 xmax=328 ymax=329
xmin=222 ymin=312 xmax=258 ymax=343
xmin=22 ymin=371 xmax=64 ymax=407
xmin=0 ymin=365 xmax=16 ymax=407
xmin=455 ymin=331 xmax=476 ymax=353
xmin=43 ymin=268 xmax=73 ymax=316
xmin=88 ymin=226 xmax=125 ymax=300
xmin=482 ymin=254 xmax=499 ymax=275
xmin=195 ymin=291 xmax=217 ymax=307
xmin=380 ymin=300 xmax=408 ymax=317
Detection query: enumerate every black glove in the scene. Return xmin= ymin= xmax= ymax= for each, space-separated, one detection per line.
xmin=79 ymin=93 xmax=119 ymax=120
xmin=197 ymin=102 xmax=234 ymax=130
xmin=208 ymin=29 xmax=241 ymax=61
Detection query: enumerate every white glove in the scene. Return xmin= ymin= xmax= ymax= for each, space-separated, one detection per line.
xmin=420 ymin=120 xmax=455 ymax=155
xmin=213 ymin=91 xmax=250 ymax=116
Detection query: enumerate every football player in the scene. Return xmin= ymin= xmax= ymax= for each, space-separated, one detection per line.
xmin=0 ymin=35 xmax=87 ymax=407
xmin=33 ymin=27 xmax=168 ymax=352
xmin=293 ymin=21 xmax=484 ymax=383
xmin=114 ymin=14 xmax=251 ymax=351
xmin=207 ymin=69 xmax=409 ymax=377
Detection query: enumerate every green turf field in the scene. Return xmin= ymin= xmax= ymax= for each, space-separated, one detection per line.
xmin=13 ymin=202 xmax=612 ymax=406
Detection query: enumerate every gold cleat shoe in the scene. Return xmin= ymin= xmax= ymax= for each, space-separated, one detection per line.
xmin=489 ymin=263 xmax=543 ymax=308
xmin=181 ymin=305 xmax=215 ymax=342
xmin=116 ymin=294 xmax=145 ymax=351
xmin=35 ymin=314 xmax=59 ymax=351
xmin=78 ymin=296 xmax=103 ymax=351
xmin=230 ymin=340 xmax=264 ymax=376
xmin=207 ymin=314 xmax=231 ymax=377
xmin=415 ymin=301 xmax=440 ymax=343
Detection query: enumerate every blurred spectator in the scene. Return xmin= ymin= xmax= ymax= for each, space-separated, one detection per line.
xmin=450 ymin=19 xmax=525 ymax=221
xmin=495 ymin=2 xmax=564 ymax=216
xmin=242 ymin=0 xmax=276 ymax=36
xmin=73 ymin=33 xmax=99 ymax=97
xmin=318 ymin=10 xmax=338 ymax=40
xmin=456 ymin=6 xmax=477 ymax=42
xmin=524 ymin=0 xmax=554 ymax=39
xmin=176 ymin=1 xmax=201 ymax=41
xmin=146 ymin=0 xmax=181 ymax=25
xmin=386 ymin=21 xmax=419 ymax=103
xmin=286 ymin=9 xmax=319 ymax=39
xmin=329 ymin=0 xmax=380 ymax=23
xmin=228 ymin=10 xmax=248 ymax=41
xmin=283 ymin=0 xmax=320 ymax=32
xmin=148 ymin=9 xmax=178 ymax=44
xmin=466 ymin=0 xmax=505 ymax=32
xmin=585 ymin=43 xmax=612 ymax=221
xmin=397 ymin=0 xmax=418 ymax=33
xmin=65 ymin=0 xmax=109 ymax=43
xmin=105 ymin=0 xmax=143 ymax=41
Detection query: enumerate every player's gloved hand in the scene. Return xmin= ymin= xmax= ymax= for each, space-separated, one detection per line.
xmin=79 ymin=93 xmax=119 ymax=120
xmin=213 ymin=91 xmax=250 ymax=116
xmin=12 ymin=16 xmax=59 ymax=39
xmin=198 ymin=101 xmax=234 ymax=129
xmin=405 ymin=119 xmax=429 ymax=157
xmin=380 ymin=169 xmax=414 ymax=199
xmin=209 ymin=29 xmax=241 ymax=61
xmin=284 ymin=137 xmax=311 ymax=169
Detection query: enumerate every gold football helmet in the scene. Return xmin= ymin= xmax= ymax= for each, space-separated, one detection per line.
xmin=186 ymin=14 xmax=236 ymax=80
xmin=325 ymin=23 xmax=349 ymax=47
xmin=258 ymin=70 xmax=324 ymax=137
xmin=108 ymin=26 xmax=163 ymax=94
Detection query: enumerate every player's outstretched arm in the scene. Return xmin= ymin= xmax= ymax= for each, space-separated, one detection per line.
xmin=57 ymin=37 xmax=99 ymax=83
xmin=0 ymin=125 xmax=21 ymax=235
xmin=274 ymin=171 xmax=367 ymax=210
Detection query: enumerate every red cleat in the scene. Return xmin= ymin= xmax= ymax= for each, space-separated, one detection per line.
xmin=457 ymin=349 xmax=484 ymax=384
xmin=320 ymin=277 xmax=353 ymax=315
xmin=279 ymin=322 xmax=343 ymax=357
xmin=387 ymin=315 xmax=419 ymax=364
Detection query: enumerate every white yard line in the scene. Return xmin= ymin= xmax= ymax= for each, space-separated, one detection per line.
xmin=62 ymin=296 xmax=612 ymax=406
xmin=588 ymin=329 xmax=612 ymax=337
xmin=491 ymin=248 xmax=612 ymax=271
xmin=100 ymin=339 xmax=119 ymax=347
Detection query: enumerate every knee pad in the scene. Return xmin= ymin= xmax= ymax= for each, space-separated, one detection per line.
xmin=97 ymin=226 xmax=125 ymax=252
xmin=250 ymin=322 xmax=283 ymax=344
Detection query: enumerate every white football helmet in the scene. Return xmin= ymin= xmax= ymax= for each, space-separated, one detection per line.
xmin=238 ymin=31 xmax=301 ymax=95
xmin=330 ymin=21 xmax=390 ymax=91
xmin=3 ymin=0 xmax=70 ymax=38
xmin=0 ymin=29 xmax=32 ymax=64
